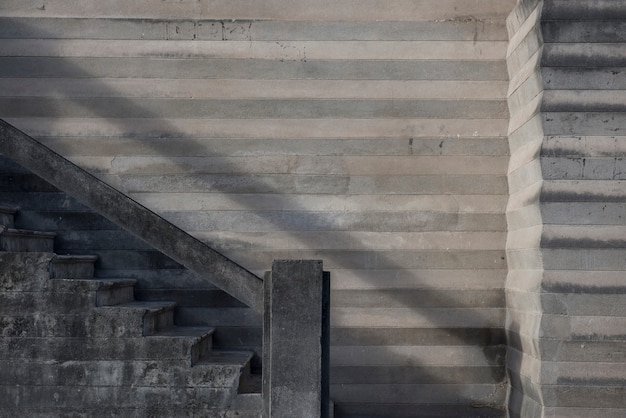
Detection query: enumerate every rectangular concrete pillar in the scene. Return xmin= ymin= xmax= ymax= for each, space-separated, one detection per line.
xmin=263 ymin=260 xmax=330 ymax=418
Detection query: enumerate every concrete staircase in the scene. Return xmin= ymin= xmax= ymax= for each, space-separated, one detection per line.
xmin=506 ymin=1 xmax=626 ymax=416
xmin=0 ymin=205 xmax=261 ymax=417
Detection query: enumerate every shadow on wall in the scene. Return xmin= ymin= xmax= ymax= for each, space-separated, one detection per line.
xmin=0 ymin=16 xmax=509 ymax=417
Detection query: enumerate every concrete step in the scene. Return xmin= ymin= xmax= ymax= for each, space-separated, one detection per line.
xmin=110 ymin=300 xmax=177 ymax=336
xmin=0 ymin=302 xmax=176 ymax=338
xmin=50 ymin=254 xmax=97 ymax=279
xmin=0 ymin=227 xmax=55 ymax=252
xmin=196 ymin=349 xmax=258 ymax=394
xmin=0 ymin=279 xmax=137 ymax=314
xmin=149 ymin=326 xmax=215 ymax=365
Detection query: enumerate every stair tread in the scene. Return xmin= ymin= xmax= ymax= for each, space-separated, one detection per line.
xmin=198 ymin=349 xmax=254 ymax=366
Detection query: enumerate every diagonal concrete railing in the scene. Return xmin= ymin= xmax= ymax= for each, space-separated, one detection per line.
xmin=0 ymin=118 xmax=331 ymax=417
xmin=0 ymin=118 xmax=264 ymax=312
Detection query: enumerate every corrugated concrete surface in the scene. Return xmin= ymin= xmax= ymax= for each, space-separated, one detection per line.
xmin=505 ymin=0 xmax=626 ymax=416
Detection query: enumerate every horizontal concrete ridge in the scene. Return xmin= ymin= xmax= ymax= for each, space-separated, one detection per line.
xmin=543 ymin=0 xmax=626 ymax=20
xmin=0 ymin=18 xmax=510 ymax=42
xmin=1 ymin=0 xmax=517 ymax=20
xmin=542 ymin=68 xmax=626 ymax=90
xmin=542 ymin=43 xmax=626 ymax=67
xmin=0 ymin=57 xmax=510 ymax=81
xmin=541 ymin=180 xmax=626 ymax=202
xmin=0 ymin=98 xmax=510 ymax=120
xmin=541 ymin=156 xmax=626 ymax=181
xmin=542 ymin=91 xmax=626 ymax=113
xmin=0 ymin=79 xmax=510 ymax=100
xmin=0 ymin=39 xmax=509 ymax=60
xmin=542 ymin=21 xmax=626 ymax=43
xmin=6 ymin=117 xmax=509 ymax=140
xmin=541 ymin=136 xmax=626 ymax=158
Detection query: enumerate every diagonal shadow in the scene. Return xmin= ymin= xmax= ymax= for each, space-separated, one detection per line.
xmin=0 ymin=16 xmax=510 ymax=417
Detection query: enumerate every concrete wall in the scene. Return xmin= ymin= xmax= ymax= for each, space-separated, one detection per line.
xmin=0 ymin=1 xmax=515 ymax=415
xmin=505 ymin=1 xmax=626 ymax=416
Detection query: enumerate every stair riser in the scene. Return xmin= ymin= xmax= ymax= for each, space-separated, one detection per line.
xmin=96 ymin=284 xmax=136 ymax=306
xmin=190 ymin=332 xmax=213 ymax=365
xmin=0 ymin=233 xmax=54 ymax=252
xmin=0 ymin=359 xmax=243 ymax=388
xmin=50 ymin=258 xmax=96 ymax=280
xmin=143 ymin=307 xmax=175 ymax=335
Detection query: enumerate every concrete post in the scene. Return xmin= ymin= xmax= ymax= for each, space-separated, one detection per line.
xmin=263 ymin=260 xmax=330 ymax=418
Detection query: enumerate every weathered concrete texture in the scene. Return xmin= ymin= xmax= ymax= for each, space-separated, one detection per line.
xmin=0 ymin=218 xmax=259 ymax=416
xmin=505 ymin=0 xmax=626 ymax=416
xmin=0 ymin=0 xmax=515 ymax=415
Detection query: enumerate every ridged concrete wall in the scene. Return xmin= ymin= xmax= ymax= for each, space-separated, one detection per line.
xmin=506 ymin=0 xmax=626 ymax=416
xmin=0 ymin=1 xmax=514 ymax=415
